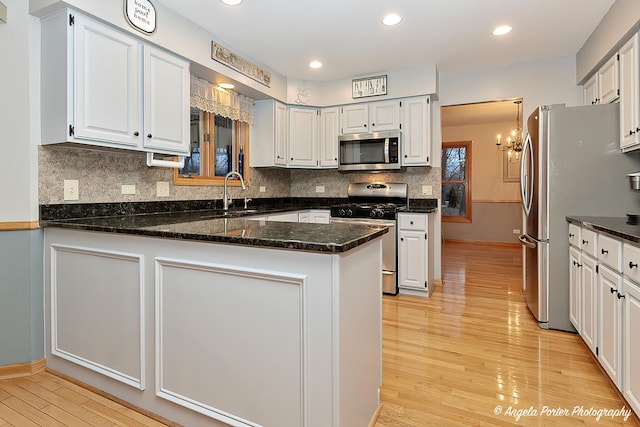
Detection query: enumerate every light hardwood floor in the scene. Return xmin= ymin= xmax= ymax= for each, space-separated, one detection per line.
xmin=0 ymin=242 xmax=638 ymax=426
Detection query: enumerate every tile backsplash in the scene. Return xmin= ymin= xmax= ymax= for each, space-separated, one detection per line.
xmin=39 ymin=145 xmax=440 ymax=204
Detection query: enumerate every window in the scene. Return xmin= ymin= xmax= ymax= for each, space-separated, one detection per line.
xmin=174 ymin=75 xmax=254 ymax=187
xmin=173 ymin=109 xmax=250 ymax=186
xmin=442 ymin=141 xmax=472 ymax=222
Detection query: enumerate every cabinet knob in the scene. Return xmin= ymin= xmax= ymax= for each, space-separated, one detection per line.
xmin=364 ymin=124 xmax=367 ymax=127
xmin=630 ymin=130 xmax=636 ymax=136
xmin=147 ymin=133 xmax=152 ymax=138
xmin=400 ymin=237 xmax=404 ymax=241
xmin=291 ymin=157 xmax=294 ymax=160
xmin=601 ymin=248 xmax=609 ymax=254
xmin=410 ymin=221 xmax=414 ymax=225
xmin=582 ymin=239 xmax=588 ymax=245
xmin=133 ymin=131 xmax=139 ymax=136
xmin=636 ymin=127 xmax=640 ymax=133
xmin=371 ymin=123 xmax=375 ymax=126
xmin=569 ymin=233 xmax=574 ymax=238
xmin=334 ymin=158 xmax=337 ymax=161
xmin=610 ymin=287 xmax=617 ymax=294
xmin=629 ymin=261 xmax=638 ymax=269
xmin=618 ymin=292 xmax=626 ymax=300
xmin=404 ymin=154 xmax=408 ymax=158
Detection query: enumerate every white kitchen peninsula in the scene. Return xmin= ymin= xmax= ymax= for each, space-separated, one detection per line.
xmin=43 ymin=214 xmax=385 ymax=427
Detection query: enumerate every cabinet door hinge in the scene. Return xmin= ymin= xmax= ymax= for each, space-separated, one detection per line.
xmin=427 ymin=156 xmax=430 ymax=163
xmin=69 ymin=14 xmax=75 ymax=26
xmin=596 ymin=265 xmax=599 ymax=274
xmin=425 ymin=233 xmax=428 ymax=239
xmin=618 ymin=88 xmax=620 ymax=96
xmin=617 ymin=53 xmax=620 ymax=61
xmin=399 ymin=101 xmax=402 ymax=107
xmin=596 ymin=346 xmax=599 ymax=356
xmin=69 ymin=125 xmax=74 ymax=136
xmin=427 ymin=97 xmax=430 ymax=104
xmin=424 ymin=281 xmax=428 ymax=288
xmin=399 ymin=123 xmax=402 ymax=130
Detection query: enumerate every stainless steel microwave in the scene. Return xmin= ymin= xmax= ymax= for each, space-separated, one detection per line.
xmin=338 ymin=131 xmax=402 ymax=172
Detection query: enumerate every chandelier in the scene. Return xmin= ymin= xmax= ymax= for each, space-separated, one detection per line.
xmin=496 ymin=100 xmax=523 ymax=158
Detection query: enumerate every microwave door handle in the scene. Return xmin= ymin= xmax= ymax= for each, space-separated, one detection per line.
xmin=384 ymin=138 xmax=390 ymax=163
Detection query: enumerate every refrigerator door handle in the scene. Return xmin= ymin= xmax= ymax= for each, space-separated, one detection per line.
xmin=519 ymin=234 xmax=537 ymax=249
xmin=520 ymin=133 xmax=534 ymax=216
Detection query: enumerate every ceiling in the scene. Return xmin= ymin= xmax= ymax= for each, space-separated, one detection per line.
xmin=154 ymin=0 xmax=615 ymax=82
xmin=441 ymin=99 xmax=523 ymax=128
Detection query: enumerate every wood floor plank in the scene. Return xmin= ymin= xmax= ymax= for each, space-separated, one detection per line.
xmin=0 ymin=396 xmax=63 ymax=426
xmin=0 ymin=400 xmax=41 ymax=427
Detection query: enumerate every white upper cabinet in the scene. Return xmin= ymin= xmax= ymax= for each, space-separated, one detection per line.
xmin=251 ymin=100 xmax=287 ymax=167
xmin=319 ymin=107 xmax=339 ymax=167
xmin=401 ymin=96 xmax=431 ymax=166
xmin=41 ymin=9 xmax=190 ymax=156
xmin=369 ymin=100 xmax=401 ymax=131
xmin=340 ymin=104 xmax=369 ymax=134
xmin=583 ymin=74 xmax=598 ymax=106
xmin=620 ymin=33 xmax=640 ymax=152
xmin=73 ymin=13 xmax=141 ymax=147
xmin=599 ymin=54 xmax=620 ymax=104
xmin=340 ymin=100 xmax=401 ymax=134
xmin=583 ymin=54 xmax=619 ymax=106
xmin=288 ymin=107 xmax=318 ymax=167
xmin=142 ymin=45 xmax=190 ymax=154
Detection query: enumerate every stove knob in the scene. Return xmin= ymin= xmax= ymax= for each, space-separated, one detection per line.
xmin=346 ymin=209 xmax=353 ymax=217
xmin=376 ymin=210 xmax=384 ymax=218
xmin=369 ymin=210 xmax=377 ymax=218
xmin=338 ymin=208 xmax=346 ymax=217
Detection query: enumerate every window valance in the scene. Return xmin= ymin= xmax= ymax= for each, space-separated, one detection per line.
xmin=190 ymin=75 xmax=254 ymax=125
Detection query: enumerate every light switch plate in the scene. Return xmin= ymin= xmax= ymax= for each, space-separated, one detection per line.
xmin=156 ymin=181 xmax=170 ymax=197
xmin=315 ymin=185 xmax=325 ymax=193
xmin=121 ymin=184 xmax=136 ymax=195
xmin=421 ymin=185 xmax=433 ymax=196
xmin=259 ymin=186 xmax=266 ymax=193
xmin=63 ymin=179 xmax=79 ymax=201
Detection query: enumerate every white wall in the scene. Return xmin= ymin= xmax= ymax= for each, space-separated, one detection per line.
xmin=1 ymin=0 xmax=40 ymax=221
xmin=435 ymin=55 xmax=582 ymax=163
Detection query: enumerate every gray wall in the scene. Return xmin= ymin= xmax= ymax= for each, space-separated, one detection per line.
xmin=442 ymin=202 xmax=521 ymax=244
xmin=0 ymin=230 xmax=44 ymax=364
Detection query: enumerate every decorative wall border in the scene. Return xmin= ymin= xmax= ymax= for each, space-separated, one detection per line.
xmin=154 ymin=257 xmax=307 ymax=427
xmin=211 ymin=41 xmax=271 ymax=87
xmin=50 ymin=244 xmax=145 ymax=390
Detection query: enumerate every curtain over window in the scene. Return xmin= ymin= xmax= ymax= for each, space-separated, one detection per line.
xmin=189 ymin=75 xmax=254 ymax=124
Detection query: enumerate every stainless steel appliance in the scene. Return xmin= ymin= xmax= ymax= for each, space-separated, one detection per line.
xmin=330 ymin=182 xmax=408 ymax=295
xmin=519 ymin=103 xmax=640 ymax=331
xmin=338 ymin=131 xmax=402 ymax=172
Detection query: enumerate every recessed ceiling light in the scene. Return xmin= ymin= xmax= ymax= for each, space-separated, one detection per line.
xmin=309 ymin=61 xmax=323 ymax=69
xmin=493 ymin=25 xmax=512 ymax=36
xmin=220 ymin=0 xmax=242 ymax=5
xmin=219 ymin=83 xmax=235 ymax=89
xmin=382 ymin=13 xmax=402 ymax=26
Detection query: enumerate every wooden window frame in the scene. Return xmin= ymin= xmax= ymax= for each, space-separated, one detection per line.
xmin=173 ymin=111 xmax=250 ymax=187
xmin=442 ymin=140 xmax=472 ymax=223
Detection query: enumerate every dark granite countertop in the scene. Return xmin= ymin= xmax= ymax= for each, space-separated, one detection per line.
xmin=567 ymin=216 xmax=640 ymax=245
xmin=41 ymin=207 xmax=388 ymax=253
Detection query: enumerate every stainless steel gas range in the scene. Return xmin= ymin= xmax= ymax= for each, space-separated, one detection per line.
xmin=330 ymin=182 xmax=408 ymax=295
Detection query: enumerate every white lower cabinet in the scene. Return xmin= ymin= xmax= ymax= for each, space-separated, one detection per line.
xmin=598 ymin=264 xmax=623 ymax=388
xmin=397 ymin=213 xmax=434 ymax=296
xmin=581 ymin=254 xmax=598 ymax=354
xmin=623 ymin=279 xmax=640 ymax=416
xmin=568 ymin=221 xmax=640 ymax=418
xmin=299 ymin=210 xmax=330 ymax=224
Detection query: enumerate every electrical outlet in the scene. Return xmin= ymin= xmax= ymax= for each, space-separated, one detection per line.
xmin=315 ymin=185 xmax=325 ymax=193
xmin=513 ymin=229 xmax=521 ymax=234
xmin=63 ymin=179 xmax=79 ymax=201
xmin=421 ymin=185 xmax=433 ymax=196
xmin=121 ymin=184 xmax=136 ymax=195
xmin=156 ymin=181 xmax=170 ymax=197
xmin=259 ymin=186 xmax=266 ymax=193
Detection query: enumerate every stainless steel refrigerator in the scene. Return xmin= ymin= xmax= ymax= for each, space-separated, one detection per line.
xmin=519 ymin=103 xmax=640 ymax=332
